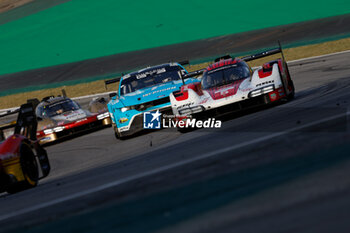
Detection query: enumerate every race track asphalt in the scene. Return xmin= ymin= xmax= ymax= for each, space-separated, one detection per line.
xmin=0 ymin=13 xmax=350 ymax=94
xmin=0 ymin=51 xmax=349 ymax=232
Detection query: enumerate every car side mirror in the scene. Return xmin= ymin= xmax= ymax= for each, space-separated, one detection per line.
xmin=109 ymin=92 xmax=117 ymax=98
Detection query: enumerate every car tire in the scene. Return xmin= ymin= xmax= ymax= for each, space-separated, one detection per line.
xmin=113 ymin=126 xmax=126 ymax=140
xmin=7 ymin=143 xmax=39 ymax=194
xmin=287 ymin=80 xmax=295 ymax=100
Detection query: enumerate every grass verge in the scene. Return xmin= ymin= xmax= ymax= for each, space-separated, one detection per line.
xmin=0 ymin=0 xmax=33 ymax=13
xmin=0 ymin=37 xmax=350 ymax=109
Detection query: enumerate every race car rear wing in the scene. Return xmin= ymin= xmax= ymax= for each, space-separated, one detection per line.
xmin=177 ymin=69 xmax=205 ymax=85
xmin=241 ymin=48 xmax=281 ymax=62
xmin=178 ymin=60 xmax=190 ymax=66
xmin=241 ymin=41 xmax=286 ymax=62
xmin=0 ymin=103 xmax=38 ymax=141
xmin=14 ymin=103 xmax=38 ymax=141
xmin=105 ymin=77 xmax=121 ymax=86
xmin=0 ymin=109 xmax=19 ymax=118
xmin=104 ymin=77 xmax=121 ymax=90
xmin=214 ymin=55 xmax=232 ymax=62
xmin=0 ymin=109 xmax=19 ymax=131
xmin=183 ymin=69 xmax=206 ymax=79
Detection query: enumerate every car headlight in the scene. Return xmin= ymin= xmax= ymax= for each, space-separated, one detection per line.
xmin=44 ymin=127 xmax=65 ymax=134
xmin=249 ymin=89 xmax=263 ymax=98
xmin=97 ymin=112 xmax=110 ymax=120
xmin=178 ymin=105 xmax=204 ymax=115
xmin=249 ymin=85 xmax=275 ymax=98
xmin=53 ymin=126 xmax=65 ymax=132
xmin=43 ymin=129 xmax=54 ymax=135
xmin=121 ymin=107 xmax=130 ymax=112
xmin=262 ymin=85 xmax=274 ymax=93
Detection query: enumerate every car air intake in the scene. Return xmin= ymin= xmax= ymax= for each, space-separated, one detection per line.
xmin=135 ymin=97 xmax=170 ymax=111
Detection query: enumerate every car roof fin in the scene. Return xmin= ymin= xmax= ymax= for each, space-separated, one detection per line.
xmin=42 ymin=96 xmax=55 ymax=102
xmin=214 ymin=55 xmax=233 ymax=62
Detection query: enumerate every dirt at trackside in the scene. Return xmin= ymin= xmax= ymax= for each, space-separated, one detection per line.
xmin=0 ymin=0 xmax=33 ymax=13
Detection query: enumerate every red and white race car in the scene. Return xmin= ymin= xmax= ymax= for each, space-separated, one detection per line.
xmin=170 ymin=46 xmax=294 ymax=118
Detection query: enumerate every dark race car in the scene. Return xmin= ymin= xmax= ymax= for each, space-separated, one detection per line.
xmin=34 ymin=96 xmax=111 ymax=144
xmin=0 ymin=103 xmax=50 ymax=194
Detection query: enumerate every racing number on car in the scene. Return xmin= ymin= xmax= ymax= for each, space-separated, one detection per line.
xmin=209 ymin=80 xmax=243 ymax=100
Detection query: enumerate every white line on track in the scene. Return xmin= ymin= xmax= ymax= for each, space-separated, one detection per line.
xmin=0 ymin=109 xmax=348 ymax=222
xmin=1 ymin=49 xmax=350 ymax=114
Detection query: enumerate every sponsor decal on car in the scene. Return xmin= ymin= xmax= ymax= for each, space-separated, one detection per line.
xmin=256 ymin=80 xmax=274 ymax=87
xmin=119 ymin=117 xmax=129 ymax=123
xmin=270 ymin=93 xmax=277 ymax=100
xmin=142 ymin=86 xmax=177 ymax=98
xmin=76 ymin=118 xmax=88 ymax=123
xmin=207 ymin=80 xmax=243 ymax=100
xmin=199 ymin=98 xmax=209 ymax=104
xmin=177 ymin=102 xmax=195 ymax=109
xmin=40 ymin=136 xmax=53 ymax=142
xmin=136 ymin=68 xmax=166 ymax=79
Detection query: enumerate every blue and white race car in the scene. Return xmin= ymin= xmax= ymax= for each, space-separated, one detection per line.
xmin=106 ymin=63 xmax=198 ymax=138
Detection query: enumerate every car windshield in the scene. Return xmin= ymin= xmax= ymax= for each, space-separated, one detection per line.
xmin=39 ymin=99 xmax=81 ymax=118
xmin=201 ymin=62 xmax=251 ymax=90
xmin=119 ymin=66 xmax=182 ymax=95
